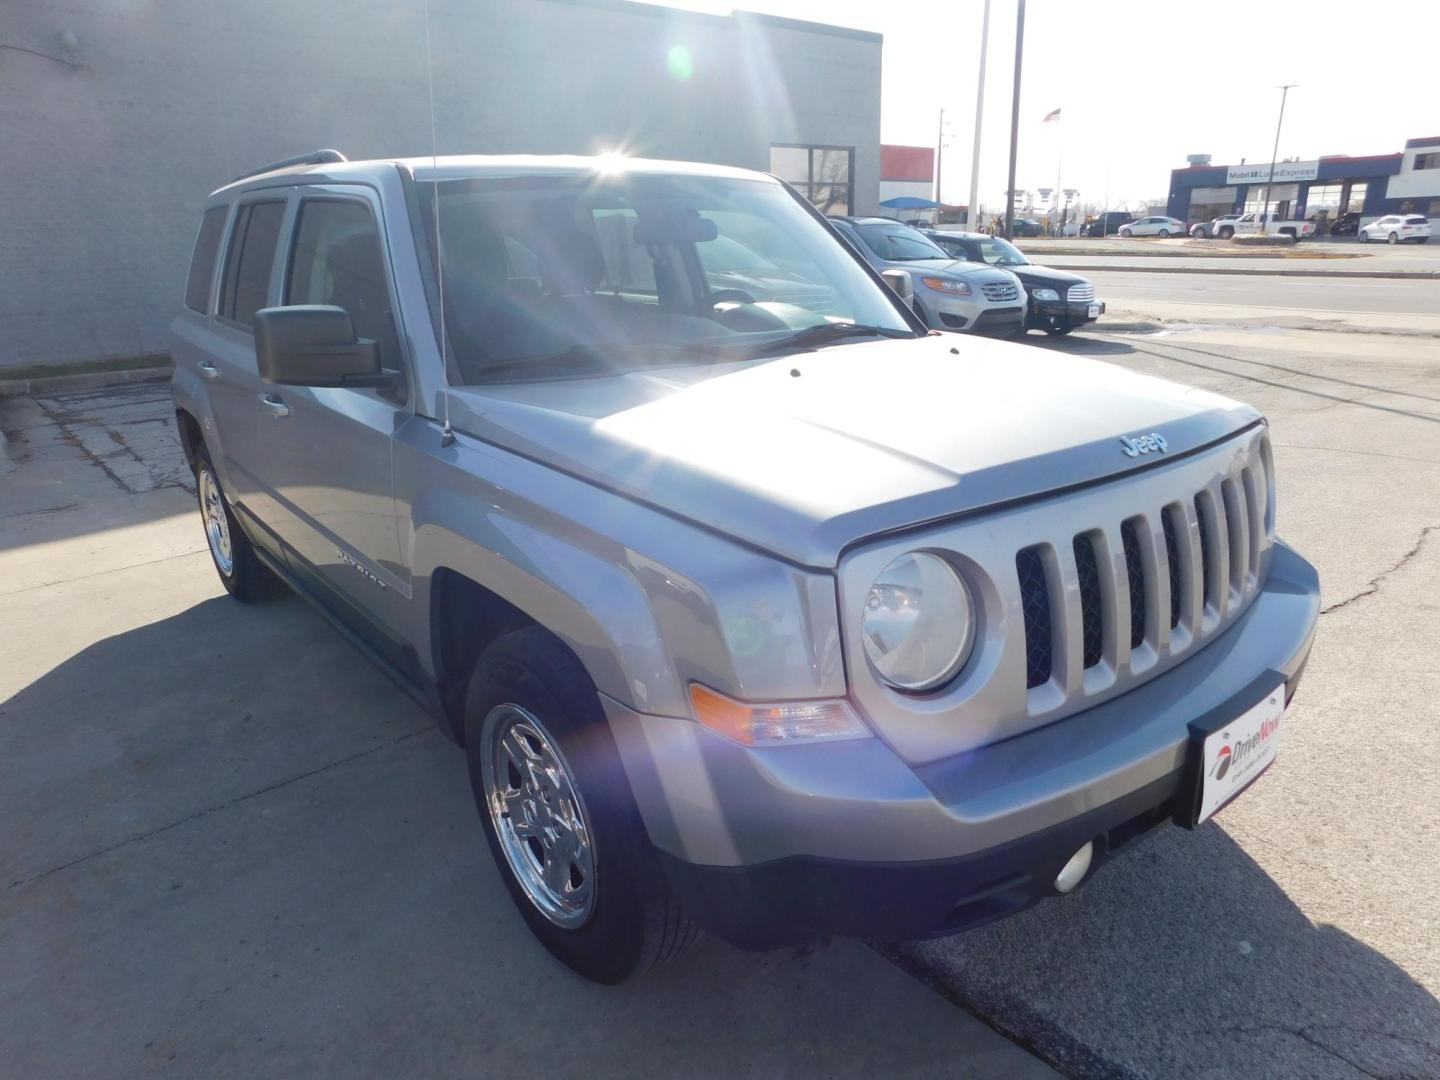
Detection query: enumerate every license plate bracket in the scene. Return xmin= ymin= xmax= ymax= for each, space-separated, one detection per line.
xmin=1175 ymin=675 xmax=1286 ymax=828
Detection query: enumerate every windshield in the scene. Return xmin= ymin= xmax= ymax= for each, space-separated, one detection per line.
xmin=970 ymin=237 xmax=1030 ymax=267
xmin=417 ymin=173 xmax=912 ymax=383
xmin=853 ymin=223 xmax=950 ymax=262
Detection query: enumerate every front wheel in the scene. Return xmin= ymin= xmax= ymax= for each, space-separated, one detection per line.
xmin=1218 ymin=227 xmax=1235 ymax=239
xmin=1119 ymin=228 xmax=1133 ymax=238
xmin=1044 ymin=325 xmax=1074 ymax=336
xmin=1358 ymin=231 xmax=1369 ymax=243
xmin=464 ymin=627 xmax=698 ymax=984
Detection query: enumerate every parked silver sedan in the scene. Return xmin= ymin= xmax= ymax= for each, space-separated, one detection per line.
xmin=829 ymin=217 xmax=1027 ymax=335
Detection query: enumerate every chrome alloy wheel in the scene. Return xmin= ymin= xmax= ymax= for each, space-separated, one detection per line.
xmin=480 ymin=704 xmax=596 ymax=928
xmin=198 ymin=466 xmax=234 ymax=576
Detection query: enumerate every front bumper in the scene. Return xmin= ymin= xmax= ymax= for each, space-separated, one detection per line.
xmin=606 ymin=541 xmax=1319 ymax=950
xmin=1027 ymin=298 xmax=1104 ymax=330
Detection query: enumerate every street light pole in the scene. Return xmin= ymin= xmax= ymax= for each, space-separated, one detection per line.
xmin=935 ymin=107 xmax=944 ymax=207
xmin=1258 ymin=83 xmax=1297 ymax=236
xmin=1003 ymin=0 xmax=1025 ymax=240
xmin=965 ymin=0 xmax=991 ymax=231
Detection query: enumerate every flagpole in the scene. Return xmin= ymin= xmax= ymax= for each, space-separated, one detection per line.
xmin=965 ymin=0 xmax=991 ymax=231
xmin=1054 ymin=117 xmax=1062 ymax=236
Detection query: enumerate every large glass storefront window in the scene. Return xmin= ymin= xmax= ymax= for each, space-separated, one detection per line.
xmin=1186 ymin=185 xmax=1236 ymax=225
xmin=1243 ymin=183 xmax=1298 ymax=216
xmin=769 ymin=145 xmax=854 ymax=216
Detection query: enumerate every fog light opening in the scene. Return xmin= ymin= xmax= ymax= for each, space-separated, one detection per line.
xmin=1054 ymin=841 xmax=1095 ymax=894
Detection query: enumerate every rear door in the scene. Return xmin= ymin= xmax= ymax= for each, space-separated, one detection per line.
xmin=206 ymin=197 xmax=290 ymax=508
xmin=248 ymin=185 xmax=413 ymax=635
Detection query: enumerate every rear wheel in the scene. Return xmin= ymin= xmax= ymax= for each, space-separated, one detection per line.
xmin=1358 ymin=230 xmax=1369 ymax=243
xmin=194 ymin=445 xmax=285 ymax=602
xmin=1388 ymin=232 xmax=1399 ymax=244
xmin=1044 ymin=325 xmax=1073 ymax=336
xmin=464 ymin=627 xmax=698 ymax=984
xmin=1158 ymin=228 xmax=1170 ymax=238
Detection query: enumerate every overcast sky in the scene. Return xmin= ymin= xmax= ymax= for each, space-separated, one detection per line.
xmin=659 ymin=0 xmax=1437 ymax=212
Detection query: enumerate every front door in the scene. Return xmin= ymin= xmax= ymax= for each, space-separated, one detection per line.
xmin=249 ymin=186 xmax=414 ymax=641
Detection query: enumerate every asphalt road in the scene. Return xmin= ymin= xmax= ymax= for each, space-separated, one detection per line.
xmin=1084 ymin=269 xmax=1440 ymax=317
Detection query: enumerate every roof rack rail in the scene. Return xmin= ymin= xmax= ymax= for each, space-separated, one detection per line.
xmin=229 ymin=149 xmax=348 ymax=184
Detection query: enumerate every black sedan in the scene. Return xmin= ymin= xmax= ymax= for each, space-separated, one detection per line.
xmin=924 ymin=230 xmax=1104 ymax=335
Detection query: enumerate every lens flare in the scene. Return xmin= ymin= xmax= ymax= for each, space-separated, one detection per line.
xmin=666 ymin=44 xmax=693 ymax=81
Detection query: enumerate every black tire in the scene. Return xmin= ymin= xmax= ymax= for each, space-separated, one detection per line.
xmin=1119 ymin=228 xmax=1133 ymax=238
xmin=1218 ymin=227 xmax=1234 ymax=239
xmin=464 ymin=627 xmax=698 ymax=984
xmin=193 ymin=444 xmax=286 ymax=603
xmin=1044 ymin=325 xmax=1074 ymax=336
xmin=1158 ymin=229 xmax=1170 ymax=238
xmin=1387 ymin=232 xmax=1399 ymax=244
xmin=1358 ymin=231 xmax=1369 ymax=243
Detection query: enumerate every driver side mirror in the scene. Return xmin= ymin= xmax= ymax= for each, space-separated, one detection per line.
xmin=254 ymin=306 xmax=394 ymax=388
xmin=881 ymin=268 xmax=914 ymax=309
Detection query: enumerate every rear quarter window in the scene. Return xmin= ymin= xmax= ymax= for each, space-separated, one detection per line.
xmin=184 ymin=207 xmax=229 ymax=313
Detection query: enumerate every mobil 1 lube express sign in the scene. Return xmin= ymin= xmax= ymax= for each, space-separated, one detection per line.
xmin=1225 ymin=160 xmax=1319 ymax=184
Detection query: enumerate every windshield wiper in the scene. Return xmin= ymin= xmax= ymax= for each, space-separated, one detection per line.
xmin=468 ymin=344 xmax=618 ymax=382
xmin=741 ymin=321 xmax=916 ymax=359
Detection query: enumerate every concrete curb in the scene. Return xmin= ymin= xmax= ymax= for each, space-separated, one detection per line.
xmin=0 ymin=363 xmax=173 ymax=398
xmin=1045 ymin=263 xmax=1438 ymax=280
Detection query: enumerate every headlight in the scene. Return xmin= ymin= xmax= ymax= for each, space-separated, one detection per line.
xmin=1030 ymin=287 xmax=1059 ymax=301
xmin=920 ymin=276 xmax=972 ymax=295
xmin=861 ymin=552 xmax=975 ymax=691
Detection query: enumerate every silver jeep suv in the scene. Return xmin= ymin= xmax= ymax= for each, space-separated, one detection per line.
xmin=171 ymin=150 xmax=1319 ymax=983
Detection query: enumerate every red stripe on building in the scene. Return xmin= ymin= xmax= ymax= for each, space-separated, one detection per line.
xmin=881 ymin=144 xmax=935 ymax=182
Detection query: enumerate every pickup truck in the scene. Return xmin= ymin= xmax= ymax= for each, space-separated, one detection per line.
xmin=1230 ymin=212 xmax=1316 ymax=240
xmin=171 ymin=149 xmax=1320 ymax=983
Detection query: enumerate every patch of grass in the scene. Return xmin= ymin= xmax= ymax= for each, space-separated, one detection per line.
xmin=0 ymin=353 xmax=171 ymax=382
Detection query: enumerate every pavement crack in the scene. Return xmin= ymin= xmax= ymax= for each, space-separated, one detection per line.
xmin=29 ymin=395 xmax=133 ymax=494
xmin=1321 ymin=526 xmax=1437 ymax=615
xmin=1203 ymin=1024 xmax=1397 ymax=1080
xmin=5 ymin=726 xmax=434 ymax=892
xmin=0 ymin=547 xmax=209 ymax=598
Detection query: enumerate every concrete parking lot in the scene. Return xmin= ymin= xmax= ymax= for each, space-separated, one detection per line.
xmin=3 ymin=295 xmax=1438 ymax=1078
xmin=0 ymin=388 xmax=1054 ymax=1077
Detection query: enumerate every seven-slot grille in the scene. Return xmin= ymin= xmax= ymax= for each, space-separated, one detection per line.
xmin=1014 ymin=452 xmax=1271 ymax=692
xmin=981 ymin=281 xmax=1020 ymax=303
xmin=1067 ymin=282 xmax=1096 ymax=302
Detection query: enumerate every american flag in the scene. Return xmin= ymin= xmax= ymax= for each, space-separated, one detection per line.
xmin=1042 ymin=108 xmax=1061 ymax=123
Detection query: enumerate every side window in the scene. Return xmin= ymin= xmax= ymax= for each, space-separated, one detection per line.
xmin=219 ymin=201 xmax=286 ymax=329
xmin=184 ymin=207 xmax=229 ymax=313
xmin=286 ymin=199 xmax=400 ymax=367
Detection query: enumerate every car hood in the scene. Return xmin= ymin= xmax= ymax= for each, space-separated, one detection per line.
xmin=443 ymin=335 xmax=1259 ymax=568
xmin=898 ymin=258 xmax=1015 ymax=282
xmin=1007 ymin=264 xmax=1087 ymax=289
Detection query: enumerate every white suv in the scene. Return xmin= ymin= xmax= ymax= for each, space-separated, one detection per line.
xmin=1359 ymin=214 xmax=1431 ymax=244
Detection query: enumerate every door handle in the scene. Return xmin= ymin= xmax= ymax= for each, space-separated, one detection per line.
xmin=259 ymin=394 xmax=291 ymax=418
xmin=198 ymin=361 xmax=220 ymax=380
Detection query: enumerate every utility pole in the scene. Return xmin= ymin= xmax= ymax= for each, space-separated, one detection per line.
xmin=935 ymin=108 xmax=944 ymax=207
xmin=1003 ymin=0 xmax=1025 ymax=240
xmin=1259 ymin=84 xmax=1297 ymax=236
xmin=965 ymin=0 xmax=991 ymax=231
